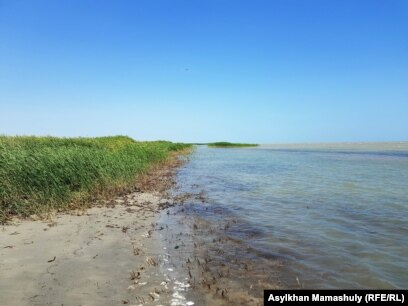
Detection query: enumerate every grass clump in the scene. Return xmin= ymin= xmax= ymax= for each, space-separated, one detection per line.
xmin=207 ymin=142 xmax=258 ymax=148
xmin=0 ymin=135 xmax=191 ymax=223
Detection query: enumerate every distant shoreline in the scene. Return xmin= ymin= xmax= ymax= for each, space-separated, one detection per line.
xmin=207 ymin=142 xmax=259 ymax=148
xmin=256 ymin=141 xmax=408 ymax=152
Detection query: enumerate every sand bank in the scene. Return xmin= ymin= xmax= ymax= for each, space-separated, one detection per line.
xmin=1 ymin=194 xmax=182 ymax=305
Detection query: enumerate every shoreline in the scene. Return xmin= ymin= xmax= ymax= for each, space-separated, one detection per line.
xmin=1 ymin=148 xmax=284 ymax=306
xmin=0 ymin=151 xmax=199 ymax=306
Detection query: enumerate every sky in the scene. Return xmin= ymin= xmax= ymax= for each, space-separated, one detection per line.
xmin=0 ymin=0 xmax=407 ymax=143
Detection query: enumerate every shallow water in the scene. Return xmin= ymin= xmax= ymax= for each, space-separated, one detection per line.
xmin=176 ymin=143 xmax=408 ymax=289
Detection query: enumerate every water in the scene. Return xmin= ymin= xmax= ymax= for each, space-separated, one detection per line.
xmin=176 ymin=143 xmax=408 ymax=289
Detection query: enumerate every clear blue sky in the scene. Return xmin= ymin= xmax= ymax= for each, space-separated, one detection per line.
xmin=1 ymin=0 xmax=407 ymax=143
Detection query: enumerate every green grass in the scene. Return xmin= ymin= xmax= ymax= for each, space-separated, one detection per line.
xmin=0 ymin=135 xmax=191 ymax=223
xmin=207 ymin=142 xmax=259 ymax=148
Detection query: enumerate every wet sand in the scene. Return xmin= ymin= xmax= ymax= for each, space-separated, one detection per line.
xmin=156 ymin=203 xmax=284 ymax=306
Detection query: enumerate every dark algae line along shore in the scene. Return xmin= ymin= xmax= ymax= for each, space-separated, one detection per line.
xmin=0 ymin=135 xmax=191 ymax=223
xmin=207 ymin=142 xmax=259 ymax=148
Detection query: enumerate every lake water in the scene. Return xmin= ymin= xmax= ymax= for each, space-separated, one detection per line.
xmin=176 ymin=143 xmax=408 ymax=289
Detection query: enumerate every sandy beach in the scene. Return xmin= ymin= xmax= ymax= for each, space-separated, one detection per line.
xmin=1 ymin=194 xmax=176 ymax=305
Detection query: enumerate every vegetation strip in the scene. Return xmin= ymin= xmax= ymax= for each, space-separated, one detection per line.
xmin=207 ymin=142 xmax=258 ymax=148
xmin=0 ymin=135 xmax=191 ymax=223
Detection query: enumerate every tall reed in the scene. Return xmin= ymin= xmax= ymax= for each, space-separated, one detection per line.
xmin=0 ymin=135 xmax=190 ymax=222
